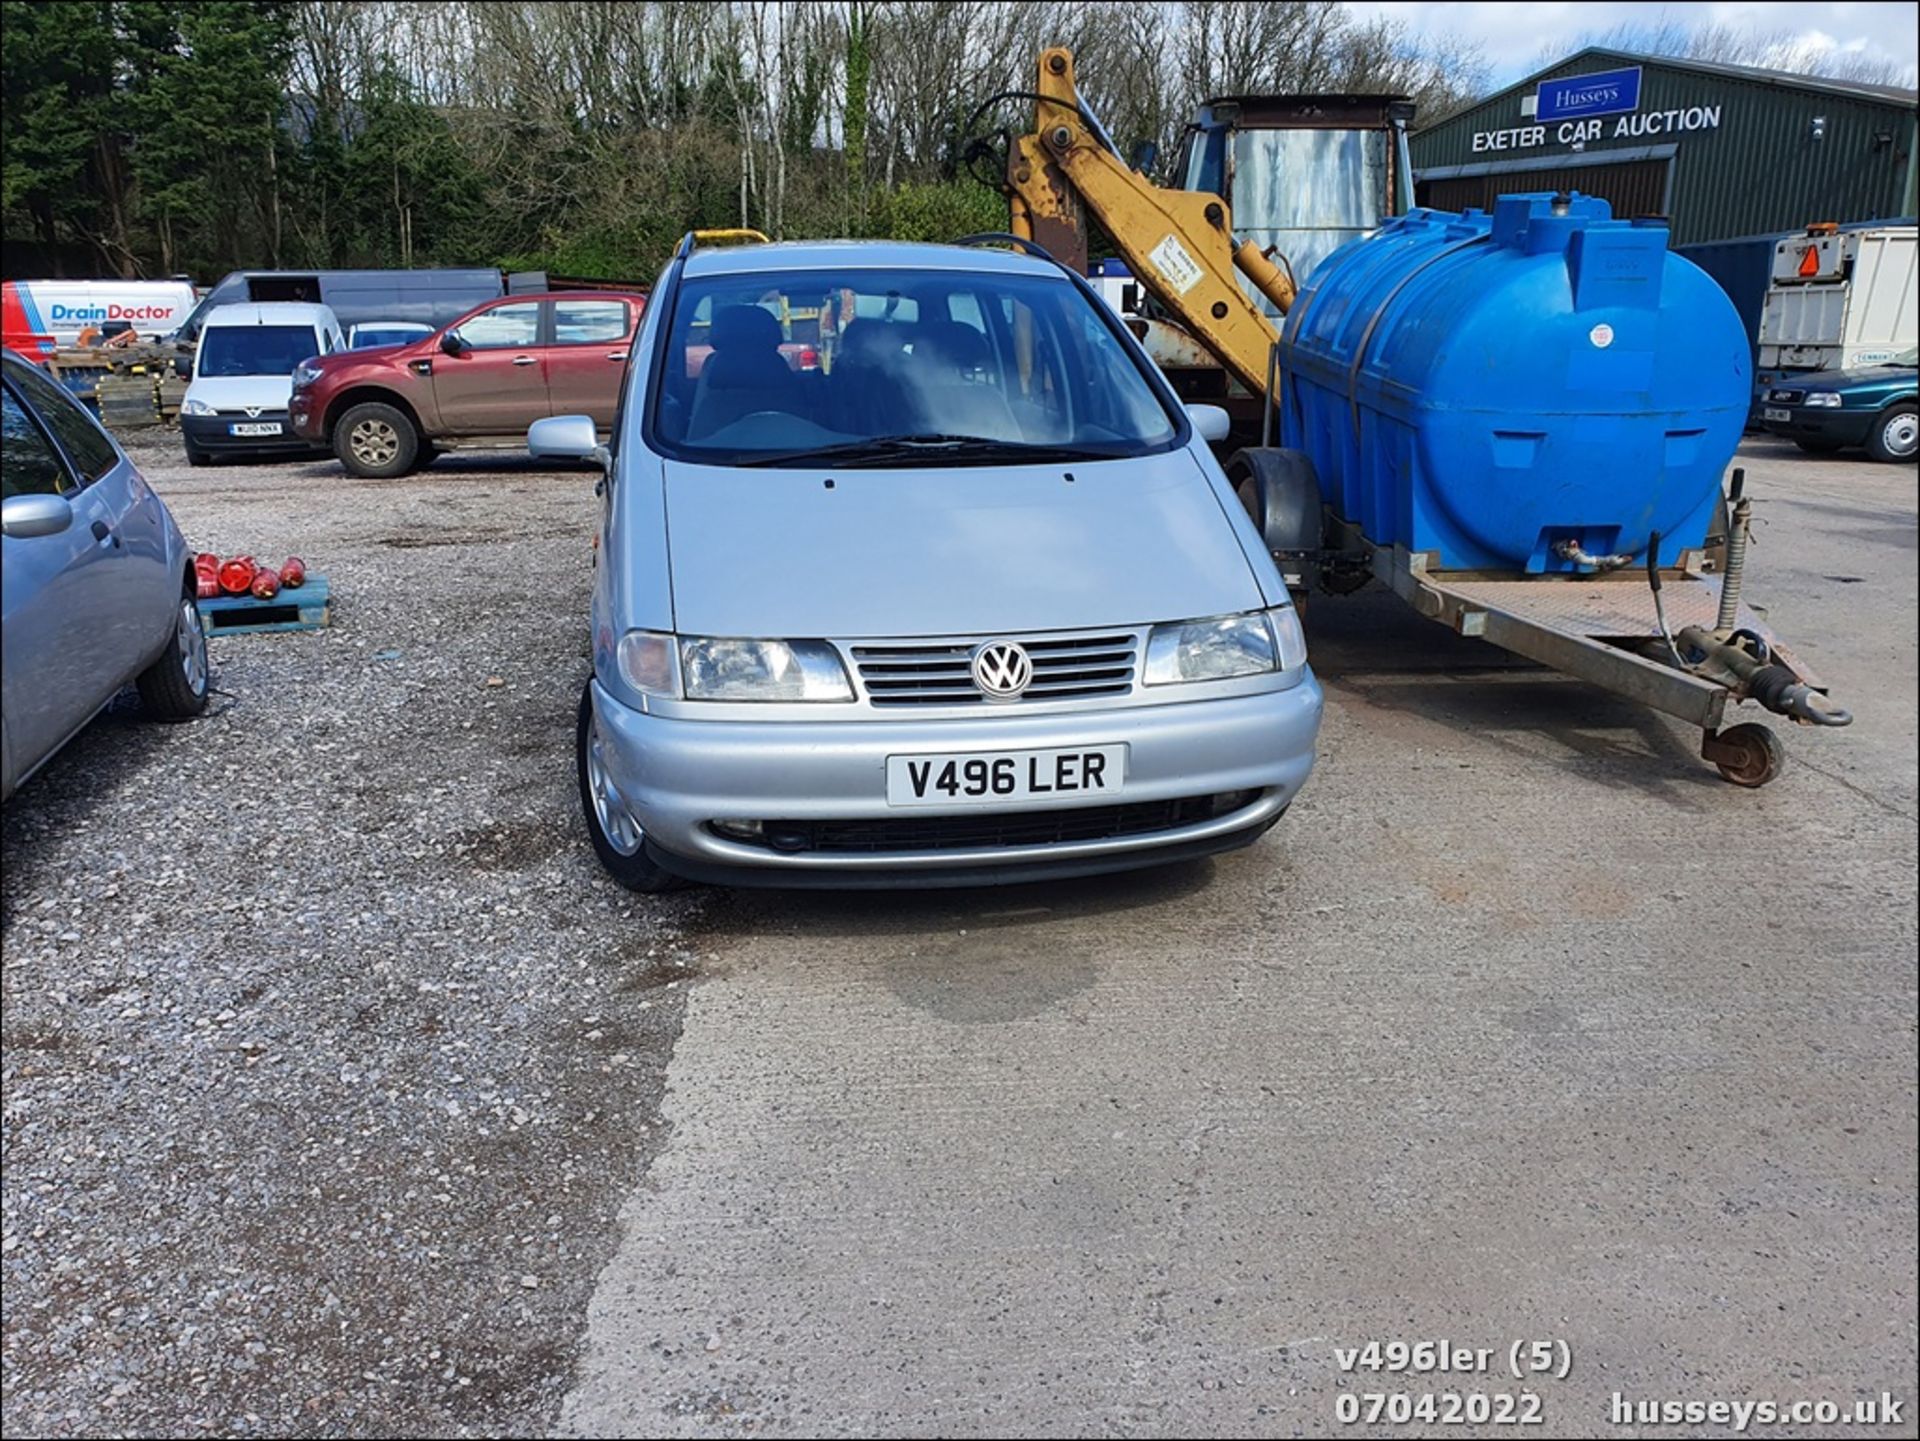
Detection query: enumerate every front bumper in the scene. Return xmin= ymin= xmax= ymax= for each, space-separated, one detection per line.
xmin=181 ymin=411 xmax=323 ymax=454
xmin=589 ymin=674 xmax=1323 ymax=885
xmin=1758 ymin=407 xmax=1873 ymax=447
xmin=288 ymin=393 xmax=324 ymax=442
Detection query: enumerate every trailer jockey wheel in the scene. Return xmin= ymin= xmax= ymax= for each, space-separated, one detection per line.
xmin=1703 ymin=722 xmax=1785 ymax=787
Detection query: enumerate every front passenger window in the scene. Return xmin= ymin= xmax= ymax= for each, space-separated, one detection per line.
xmin=453 ymin=303 xmax=539 ymax=350
xmin=1 ymin=389 xmax=71 ymax=500
xmin=6 ymin=362 xmax=120 ymax=485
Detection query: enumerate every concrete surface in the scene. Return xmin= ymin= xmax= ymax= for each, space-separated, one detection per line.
xmin=558 ymin=437 xmax=1917 ymax=1438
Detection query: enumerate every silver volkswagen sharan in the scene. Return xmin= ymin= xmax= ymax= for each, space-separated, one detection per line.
xmin=529 ymin=237 xmax=1321 ymax=890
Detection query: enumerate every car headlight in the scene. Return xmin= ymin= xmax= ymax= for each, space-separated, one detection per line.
xmin=181 ymin=397 xmax=216 ymax=416
xmin=681 ymin=637 xmax=853 ymax=702
xmin=1804 ymin=392 xmax=1843 ymax=408
xmin=292 ymin=361 xmax=322 ymax=388
xmin=1143 ymin=607 xmax=1305 ymax=685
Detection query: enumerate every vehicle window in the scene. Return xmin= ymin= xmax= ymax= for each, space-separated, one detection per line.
xmin=1 ymin=387 xmax=73 ymax=499
xmin=6 ymin=361 xmax=119 ymax=484
xmin=553 ymin=300 xmax=629 ymax=344
xmin=652 ymin=266 xmax=1176 ymax=465
xmin=454 ymin=303 xmax=539 ymax=350
xmin=351 ymin=325 xmax=427 ymax=349
xmin=197 ymin=324 xmax=325 ymax=378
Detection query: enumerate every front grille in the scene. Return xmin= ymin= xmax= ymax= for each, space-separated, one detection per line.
xmin=850 ymin=631 xmax=1138 ymax=706
xmin=742 ymin=791 xmax=1257 ymax=854
xmin=1768 ymin=389 xmax=1805 ymax=404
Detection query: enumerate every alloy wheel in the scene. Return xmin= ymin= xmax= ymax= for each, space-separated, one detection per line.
xmin=349 ymin=418 xmax=400 ymax=467
xmin=178 ymin=598 xmax=208 ymax=695
xmin=585 ymin=716 xmax=643 ymax=856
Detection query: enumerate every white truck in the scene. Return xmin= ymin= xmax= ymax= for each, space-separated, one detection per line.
xmin=1756 ymin=224 xmax=1916 ymax=387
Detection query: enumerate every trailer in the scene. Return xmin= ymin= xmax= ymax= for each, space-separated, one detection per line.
xmin=1758 ymin=223 xmax=1917 ymax=376
xmin=968 ymin=48 xmax=1854 ymax=786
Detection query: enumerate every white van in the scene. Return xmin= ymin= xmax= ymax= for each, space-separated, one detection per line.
xmin=1 ymin=278 xmax=199 ymax=354
xmin=179 ymin=302 xmax=343 ymax=465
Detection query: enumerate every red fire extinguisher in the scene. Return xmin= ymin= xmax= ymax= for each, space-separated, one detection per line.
xmin=194 ymin=552 xmax=221 ymax=599
xmin=218 ymin=555 xmax=257 ymax=595
xmin=280 ymin=556 xmax=306 ymax=588
xmin=250 ymin=566 xmax=281 ymax=600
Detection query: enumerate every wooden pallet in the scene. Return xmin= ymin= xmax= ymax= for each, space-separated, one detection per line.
xmin=197 ymin=575 xmax=331 ymax=635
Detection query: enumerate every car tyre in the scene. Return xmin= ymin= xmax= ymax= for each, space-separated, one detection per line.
xmin=335 ymin=401 xmax=419 ymax=479
xmin=1865 ymin=401 xmax=1917 ymax=464
xmin=576 ymin=681 xmax=686 ymax=892
xmin=136 ymin=590 xmax=211 ymax=720
xmin=184 ymin=438 xmax=212 ymax=467
xmin=1792 ymin=438 xmax=1844 ymax=455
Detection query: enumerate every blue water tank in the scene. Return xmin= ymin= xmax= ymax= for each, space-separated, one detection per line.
xmin=1278 ymin=193 xmax=1749 ymax=573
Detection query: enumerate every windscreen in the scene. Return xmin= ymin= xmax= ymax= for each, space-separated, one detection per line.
xmin=1231 ymin=127 xmax=1389 ymax=296
xmin=650 ymin=267 xmax=1178 ymax=465
xmin=351 ymin=326 xmax=424 ymax=348
xmin=197 ymin=324 xmax=320 ymax=377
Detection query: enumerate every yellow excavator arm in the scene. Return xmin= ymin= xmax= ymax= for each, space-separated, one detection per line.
xmin=1004 ymin=48 xmax=1294 ymax=398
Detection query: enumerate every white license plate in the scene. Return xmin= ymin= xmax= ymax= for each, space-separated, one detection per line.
xmin=886 ymin=745 xmax=1126 ymax=808
xmin=1763 ymin=407 xmax=1791 ymax=422
xmin=228 ymin=421 xmax=283 ymax=436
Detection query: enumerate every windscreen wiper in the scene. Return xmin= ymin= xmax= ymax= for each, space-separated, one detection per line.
xmin=736 ymin=434 xmax=1126 ymax=468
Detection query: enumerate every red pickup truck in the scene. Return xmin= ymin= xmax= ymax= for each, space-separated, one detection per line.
xmin=289 ymin=291 xmax=643 ymax=477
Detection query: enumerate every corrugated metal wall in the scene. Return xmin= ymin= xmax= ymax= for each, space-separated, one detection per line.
xmin=1419 ymin=158 xmax=1670 ymax=219
xmin=1412 ymin=54 xmax=1916 ymax=244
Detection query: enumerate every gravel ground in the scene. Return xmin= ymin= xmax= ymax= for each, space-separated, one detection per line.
xmin=2 ymin=432 xmax=708 ymax=1437
xmin=4 ymin=426 xmax=1913 ymax=1438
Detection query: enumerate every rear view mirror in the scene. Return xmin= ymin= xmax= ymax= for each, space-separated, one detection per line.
xmin=173 ymin=354 xmax=191 ymax=379
xmin=439 ymin=331 xmax=466 ymax=357
xmin=528 ymin=414 xmax=606 ymax=466
xmin=1186 ymin=403 xmax=1231 ymax=443
xmin=1130 ymin=139 xmax=1160 ymax=175
xmin=2 ymin=493 xmax=76 ymax=539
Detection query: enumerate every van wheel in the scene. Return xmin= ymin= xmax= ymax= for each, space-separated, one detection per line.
xmin=335 ymin=401 xmax=419 ymax=478
xmin=184 ymin=438 xmax=212 ymax=467
xmin=576 ymin=682 xmax=686 ymax=893
xmin=136 ymin=591 xmax=210 ymax=719
xmin=1865 ymin=402 xmax=1917 ymax=463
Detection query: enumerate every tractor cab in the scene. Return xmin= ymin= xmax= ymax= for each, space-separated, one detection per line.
xmin=1172 ymin=95 xmax=1418 ymax=307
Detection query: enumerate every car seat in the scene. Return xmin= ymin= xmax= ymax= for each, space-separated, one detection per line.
xmin=688 ymin=305 xmax=802 ymax=438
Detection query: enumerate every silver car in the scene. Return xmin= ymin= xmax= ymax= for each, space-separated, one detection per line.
xmin=530 ymin=239 xmax=1322 ymax=889
xmin=2 ymin=350 xmax=208 ymax=800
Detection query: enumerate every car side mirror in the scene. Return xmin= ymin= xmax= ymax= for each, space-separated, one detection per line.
xmin=173 ymin=354 xmax=191 ymax=379
xmin=439 ymin=330 xmax=466 ymax=357
xmin=1130 ymin=139 xmax=1159 ymax=175
xmin=2 ymin=492 xmax=76 ymax=539
xmin=528 ymin=414 xmax=607 ymax=467
xmin=1186 ymin=403 xmax=1231 ymax=443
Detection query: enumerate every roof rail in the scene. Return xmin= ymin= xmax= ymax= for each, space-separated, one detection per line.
xmin=677 ymin=228 xmax=771 ymax=259
xmin=950 ymin=232 xmax=1059 ymax=264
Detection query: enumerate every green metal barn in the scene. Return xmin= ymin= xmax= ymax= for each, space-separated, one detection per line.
xmin=1410 ymin=47 xmax=1917 ymax=244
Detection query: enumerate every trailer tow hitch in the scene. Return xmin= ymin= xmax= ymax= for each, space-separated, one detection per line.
xmin=1643 ymin=472 xmax=1852 ymax=786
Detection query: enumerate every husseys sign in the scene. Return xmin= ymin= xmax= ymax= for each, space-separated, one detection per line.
xmin=1472 ymin=66 xmax=1724 ymax=154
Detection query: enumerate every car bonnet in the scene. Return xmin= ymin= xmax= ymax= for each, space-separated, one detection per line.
xmin=658 ymin=449 xmax=1267 ymax=638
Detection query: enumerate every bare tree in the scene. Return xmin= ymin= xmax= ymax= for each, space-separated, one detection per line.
xmin=1541 ymin=20 xmax=1916 ymax=89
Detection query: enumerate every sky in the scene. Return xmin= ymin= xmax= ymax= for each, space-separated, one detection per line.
xmin=1346 ymin=1 xmax=1920 ymax=87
